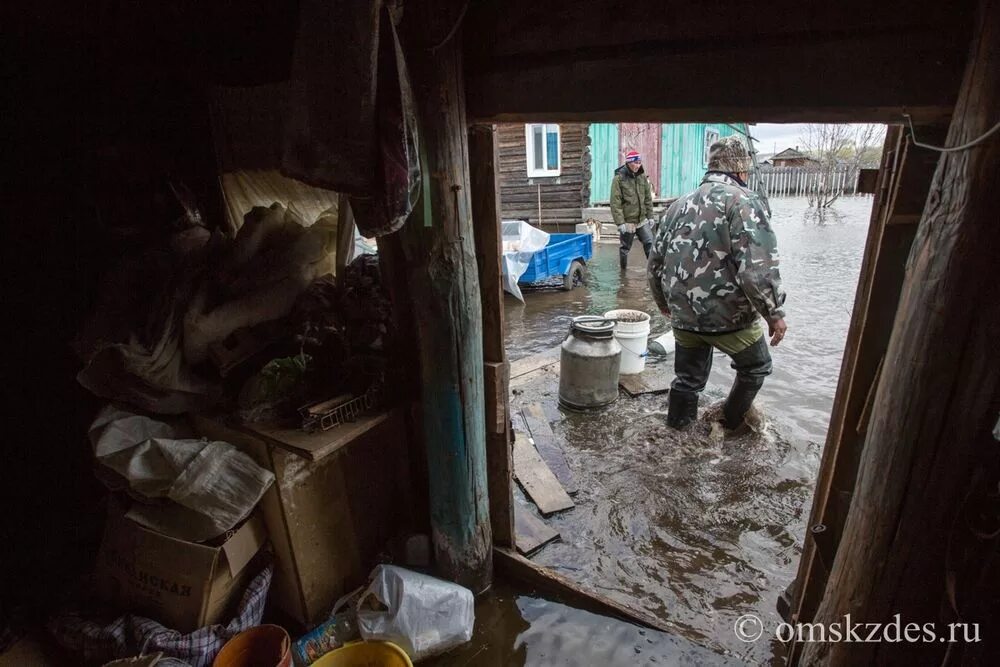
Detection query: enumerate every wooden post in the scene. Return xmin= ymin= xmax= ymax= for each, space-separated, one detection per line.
xmin=397 ymin=3 xmax=492 ymax=592
xmin=802 ymin=1 xmax=1000 ymax=663
xmin=469 ymin=124 xmax=515 ymax=547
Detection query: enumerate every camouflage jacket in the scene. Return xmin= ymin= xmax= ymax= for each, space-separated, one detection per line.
xmin=647 ymin=172 xmax=786 ymax=333
xmin=610 ymin=164 xmax=654 ymax=226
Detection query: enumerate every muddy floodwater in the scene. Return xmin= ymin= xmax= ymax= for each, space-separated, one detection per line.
xmin=503 ymin=196 xmax=874 ymax=664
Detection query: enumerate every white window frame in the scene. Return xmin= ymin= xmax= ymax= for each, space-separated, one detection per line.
xmin=525 ymin=124 xmax=562 ymax=177
xmin=704 ymin=127 xmax=721 ymax=167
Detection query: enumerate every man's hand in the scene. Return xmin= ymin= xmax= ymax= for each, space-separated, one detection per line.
xmin=768 ymin=318 xmax=787 ymax=347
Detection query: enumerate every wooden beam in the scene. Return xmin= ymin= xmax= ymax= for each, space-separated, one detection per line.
xmin=470 ymin=124 xmax=507 ymax=362
xmin=464 ymin=1 xmax=969 ymax=123
xmin=789 ymin=125 xmax=951 ymax=656
xmin=469 ymin=0 xmax=964 ymax=59
xmin=484 ymin=361 xmax=514 ymax=547
xmin=494 ymin=547 xmax=671 ymax=633
xmin=786 ymin=126 xmax=908 ymax=659
xmin=886 ymin=124 xmax=950 ymax=224
xmin=397 ymin=3 xmax=492 ymax=592
xmin=470 ymin=125 xmax=515 ymax=549
xmin=468 ymin=107 xmax=956 ymax=125
xmin=787 ymin=115 xmax=951 ymax=660
xmin=802 ymin=1 xmax=1000 ymax=662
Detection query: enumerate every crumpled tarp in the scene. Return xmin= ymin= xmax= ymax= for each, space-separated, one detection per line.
xmin=48 ymin=564 xmax=272 ymax=667
xmin=89 ymin=406 xmax=274 ymax=543
xmin=282 ymin=0 xmax=419 ymax=237
xmin=183 ymin=203 xmax=337 ymax=366
xmin=500 ymin=221 xmax=550 ymax=302
xmin=77 ymin=202 xmax=338 ymax=415
xmin=74 ymin=185 xmax=217 ymax=415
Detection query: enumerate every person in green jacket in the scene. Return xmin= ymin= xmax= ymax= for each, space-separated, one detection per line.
xmin=648 ymin=136 xmax=788 ymax=433
xmin=610 ymin=150 xmax=655 ymax=270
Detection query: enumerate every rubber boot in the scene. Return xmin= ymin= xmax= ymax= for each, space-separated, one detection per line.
xmin=721 ymin=336 xmax=772 ymax=431
xmin=721 ymin=380 xmax=762 ymax=431
xmin=666 ymin=390 xmax=699 ymax=430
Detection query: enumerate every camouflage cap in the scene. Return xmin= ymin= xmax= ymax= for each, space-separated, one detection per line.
xmin=707 ymin=136 xmax=752 ymax=173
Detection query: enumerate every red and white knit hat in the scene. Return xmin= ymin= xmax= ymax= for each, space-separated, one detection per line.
xmin=625 ymin=150 xmax=641 ymax=163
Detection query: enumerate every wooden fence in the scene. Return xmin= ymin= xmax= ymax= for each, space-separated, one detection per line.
xmin=749 ymin=165 xmax=863 ymax=198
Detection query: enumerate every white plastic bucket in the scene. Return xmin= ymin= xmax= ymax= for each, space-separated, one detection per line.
xmin=647 ymin=330 xmax=675 ymax=356
xmin=604 ymin=309 xmax=651 ymax=374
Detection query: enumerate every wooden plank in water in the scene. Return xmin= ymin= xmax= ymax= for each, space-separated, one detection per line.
xmin=509 ymin=364 xmax=558 ymax=389
xmin=509 ymin=346 xmax=561 ymax=379
xmin=513 ymin=432 xmax=575 ymax=516
xmin=493 ymin=547 xmax=672 ymax=633
xmin=619 ymin=373 xmax=672 ymax=397
xmin=514 ymin=504 xmax=560 ymax=556
xmin=521 ymin=403 xmax=578 ymax=495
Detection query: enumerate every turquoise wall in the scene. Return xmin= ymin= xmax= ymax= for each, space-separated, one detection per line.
xmin=588 ymin=123 xmax=620 ymax=204
xmin=588 ymin=123 xmax=748 ymax=203
xmin=659 ymin=123 xmax=745 ymax=198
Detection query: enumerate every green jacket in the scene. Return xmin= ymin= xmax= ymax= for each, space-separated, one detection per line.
xmin=610 ymin=164 xmax=653 ymax=226
xmin=648 ymin=172 xmax=786 ymax=333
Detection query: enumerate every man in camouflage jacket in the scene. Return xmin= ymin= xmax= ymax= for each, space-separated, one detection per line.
xmin=647 ymin=135 xmax=787 ymax=432
xmin=610 ymin=150 xmax=655 ymax=270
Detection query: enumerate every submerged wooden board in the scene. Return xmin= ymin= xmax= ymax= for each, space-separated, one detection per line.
xmin=619 ymin=373 xmax=672 ymax=397
xmin=521 ymin=403 xmax=577 ymax=495
xmin=514 ymin=504 xmax=560 ymax=556
xmin=512 ymin=432 xmax=574 ymax=516
xmin=509 ymin=364 xmax=558 ymax=389
xmin=509 ymin=346 xmax=561 ymax=379
xmin=494 ymin=547 xmax=672 ymax=633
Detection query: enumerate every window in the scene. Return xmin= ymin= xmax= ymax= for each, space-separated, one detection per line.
xmin=704 ymin=128 xmax=721 ymax=167
xmin=525 ymin=124 xmax=561 ymax=176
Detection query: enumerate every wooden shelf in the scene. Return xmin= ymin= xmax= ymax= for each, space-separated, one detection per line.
xmin=232 ymin=410 xmax=393 ymax=462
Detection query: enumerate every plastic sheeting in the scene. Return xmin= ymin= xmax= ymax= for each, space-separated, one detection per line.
xmin=357 ymin=565 xmax=474 ymax=661
xmin=89 ymin=406 xmax=274 ymax=543
xmin=501 ymin=220 xmax=550 ymax=302
xmin=183 ymin=203 xmax=337 ymax=366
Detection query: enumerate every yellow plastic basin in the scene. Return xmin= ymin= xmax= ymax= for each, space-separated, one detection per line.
xmin=311 ymin=641 xmax=413 ymax=667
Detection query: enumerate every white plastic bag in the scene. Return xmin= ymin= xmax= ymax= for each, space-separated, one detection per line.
xmin=357 ymin=565 xmax=474 ymax=661
xmin=500 ymin=220 xmax=549 ymax=302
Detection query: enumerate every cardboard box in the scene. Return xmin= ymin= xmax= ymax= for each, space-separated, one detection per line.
xmin=192 ymin=411 xmax=418 ymax=625
xmin=96 ymin=501 xmax=267 ymax=633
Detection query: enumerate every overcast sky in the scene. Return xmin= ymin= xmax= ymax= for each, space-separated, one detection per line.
xmin=748 ymin=124 xmax=811 ymax=155
xmin=748 ymin=123 xmax=882 ymax=156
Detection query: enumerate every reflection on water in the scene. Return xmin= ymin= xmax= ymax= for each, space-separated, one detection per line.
xmin=429 ymin=581 xmax=737 ymax=666
xmin=504 ymin=196 xmax=873 ymax=665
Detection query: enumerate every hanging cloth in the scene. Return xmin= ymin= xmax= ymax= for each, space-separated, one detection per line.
xmin=282 ymin=0 xmax=420 ymax=237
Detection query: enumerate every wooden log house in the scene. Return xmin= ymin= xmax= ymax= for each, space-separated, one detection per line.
xmin=496 ymin=122 xmax=590 ymax=230
xmin=10 ymin=0 xmax=998 ymax=663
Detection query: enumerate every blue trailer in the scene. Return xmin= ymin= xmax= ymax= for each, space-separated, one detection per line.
xmin=518 ymin=233 xmax=593 ymax=291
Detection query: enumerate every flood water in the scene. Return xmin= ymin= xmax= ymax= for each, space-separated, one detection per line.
xmin=503 ymin=196 xmax=874 ymax=664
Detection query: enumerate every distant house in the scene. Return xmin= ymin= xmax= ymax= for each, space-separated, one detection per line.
xmin=495 ymin=122 xmax=751 ymax=230
xmin=497 ymin=123 xmax=590 ymax=230
xmin=770 ymin=147 xmax=817 ymax=168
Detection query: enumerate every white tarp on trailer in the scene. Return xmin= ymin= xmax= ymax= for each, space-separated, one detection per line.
xmin=501 ymin=220 xmax=549 ymax=302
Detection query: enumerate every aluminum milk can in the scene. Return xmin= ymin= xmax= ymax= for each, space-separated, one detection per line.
xmin=558 ymin=316 xmax=622 ymax=410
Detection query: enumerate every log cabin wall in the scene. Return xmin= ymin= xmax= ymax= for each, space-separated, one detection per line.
xmin=497 ymin=122 xmax=590 ymax=231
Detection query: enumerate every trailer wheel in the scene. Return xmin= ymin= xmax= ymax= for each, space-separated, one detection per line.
xmin=562 ymin=261 xmax=587 ymax=290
